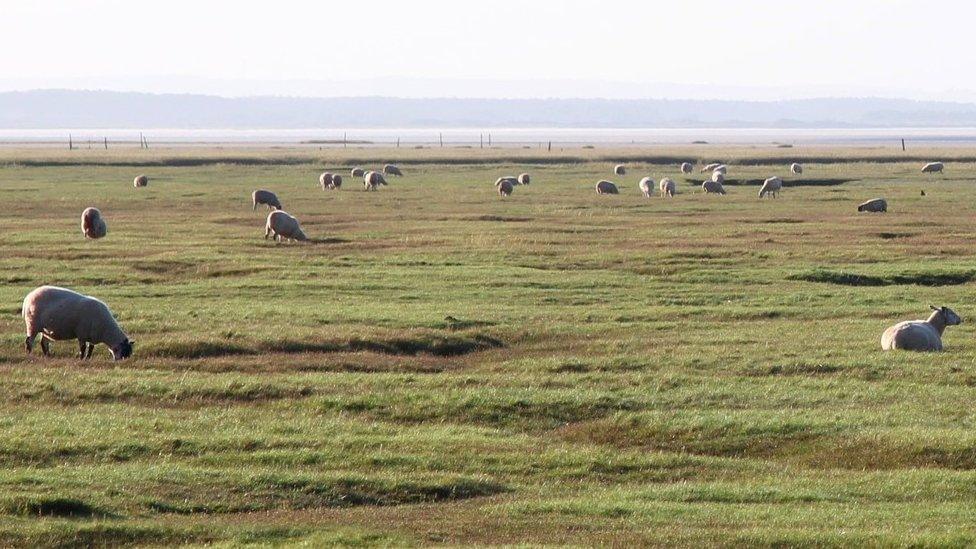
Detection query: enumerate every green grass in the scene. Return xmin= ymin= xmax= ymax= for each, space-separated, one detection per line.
xmin=1 ymin=146 xmax=976 ymax=546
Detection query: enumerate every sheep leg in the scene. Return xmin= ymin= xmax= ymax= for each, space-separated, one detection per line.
xmin=85 ymin=342 xmax=94 ymax=360
xmin=78 ymin=339 xmax=87 ymax=359
xmin=40 ymin=336 xmax=51 ymax=357
xmin=24 ymin=334 xmax=36 ymax=354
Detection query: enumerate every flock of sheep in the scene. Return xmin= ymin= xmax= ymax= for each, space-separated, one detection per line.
xmin=19 ymin=157 xmax=960 ymax=360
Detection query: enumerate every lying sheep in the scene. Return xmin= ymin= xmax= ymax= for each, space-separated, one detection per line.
xmin=319 ymin=172 xmax=334 ymax=190
xmin=702 ymin=179 xmax=726 ymax=194
xmin=680 ymin=162 xmax=693 ymax=174
xmin=351 ymin=167 xmax=366 ymax=178
xmin=614 ymin=165 xmax=626 ymax=176
xmin=858 ymin=198 xmax=887 ymax=212
xmin=133 ymin=175 xmax=148 ymax=188
xmin=517 ymin=173 xmax=531 ymax=185
xmin=711 ymin=171 xmax=725 ymax=184
xmin=265 ymin=210 xmax=307 ymax=242
xmin=21 ymin=285 xmax=133 ymax=360
xmin=759 ymin=176 xmax=783 ymax=198
xmin=659 ymin=177 xmax=676 ymax=198
xmin=596 ymin=180 xmax=619 ymax=194
xmin=497 ymin=178 xmax=514 ymax=197
xmin=383 ymin=164 xmax=403 ymax=177
xmin=363 ymin=171 xmax=388 ymax=191
xmin=701 ymin=162 xmax=722 ymax=173
xmin=882 ymin=305 xmax=961 ymax=352
xmin=252 ymin=189 xmax=282 ymax=210
xmin=791 ymin=163 xmax=803 ymax=175
xmin=638 ymin=177 xmax=653 ymax=198
xmin=921 ymin=162 xmax=944 ymax=174
xmin=81 ymin=207 xmax=107 ymax=239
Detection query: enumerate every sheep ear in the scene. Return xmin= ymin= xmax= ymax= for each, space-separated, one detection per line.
xmin=930 ymin=305 xmax=939 ymax=311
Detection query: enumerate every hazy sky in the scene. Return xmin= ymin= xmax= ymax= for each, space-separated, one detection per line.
xmin=2 ymin=0 xmax=973 ymax=100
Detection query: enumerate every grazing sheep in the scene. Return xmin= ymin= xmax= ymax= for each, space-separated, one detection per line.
xmin=882 ymin=306 xmax=961 ymax=352
xmin=319 ymin=172 xmax=334 ymax=190
xmin=680 ymin=162 xmax=693 ymax=174
xmin=759 ymin=176 xmax=783 ymax=198
xmin=638 ymin=177 xmax=653 ymax=198
xmin=252 ymin=189 xmax=282 ymax=211
xmin=517 ymin=173 xmax=531 ymax=185
xmin=596 ymin=180 xmax=619 ymax=194
xmin=712 ymin=165 xmax=727 ymax=175
xmin=496 ymin=176 xmax=518 ymax=187
xmin=496 ymin=178 xmax=514 ymax=197
xmin=702 ymin=179 xmax=726 ymax=194
xmin=133 ymin=175 xmax=148 ymax=188
xmin=711 ymin=171 xmax=725 ymax=184
xmin=857 ymin=198 xmax=887 ymax=212
xmin=791 ymin=163 xmax=803 ymax=175
xmin=351 ymin=167 xmax=366 ymax=178
xmin=21 ymin=285 xmax=133 ymax=360
xmin=383 ymin=164 xmax=403 ymax=177
xmin=614 ymin=165 xmax=626 ymax=176
xmin=330 ymin=174 xmax=343 ymax=189
xmin=265 ymin=210 xmax=308 ymax=242
xmin=363 ymin=171 xmax=388 ymax=191
xmin=701 ymin=162 xmax=722 ymax=173
xmin=921 ymin=162 xmax=944 ymax=174
xmin=81 ymin=207 xmax=107 ymax=239
xmin=659 ymin=177 xmax=676 ymax=198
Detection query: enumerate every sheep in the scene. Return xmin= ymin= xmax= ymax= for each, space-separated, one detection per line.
xmin=133 ymin=175 xmax=148 ymax=188
xmin=497 ymin=178 xmax=514 ymax=197
xmin=712 ymin=165 xmax=727 ymax=175
xmin=881 ymin=306 xmax=961 ymax=352
xmin=383 ymin=164 xmax=403 ymax=177
xmin=252 ymin=189 xmax=282 ymax=211
xmin=702 ymin=179 xmax=726 ymax=194
xmin=711 ymin=171 xmax=725 ymax=184
xmin=21 ymin=285 xmax=133 ymax=360
xmin=596 ymin=180 xmax=619 ymax=194
xmin=857 ymin=198 xmax=887 ymax=212
xmin=319 ymin=172 xmax=334 ymax=190
xmin=330 ymin=174 xmax=343 ymax=189
xmin=638 ymin=177 xmax=653 ymax=198
xmin=701 ymin=162 xmax=722 ymax=173
xmin=363 ymin=171 xmax=388 ymax=191
xmin=496 ymin=176 xmax=518 ymax=188
xmin=265 ymin=210 xmax=308 ymax=242
xmin=351 ymin=167 xmax=366 ymax=178
xmin=517 ymin=173 xmax=531 ymax=185
xmin=614 ymin=165 xmax=626 ymax=176
xmin=680 ymin=162 xmax=693 ymax=174
xmin=759 ymin=176 xmax=783 ymax=198
xmin=659 ymin=177 xmax=676 ymax=198
xmin=791 ymin=163 xmax=803 ymax=175
xmin=921 ymin=162 xmax=944 ymax=174
xmin=81 ymin=207 xmax=107 ymax=239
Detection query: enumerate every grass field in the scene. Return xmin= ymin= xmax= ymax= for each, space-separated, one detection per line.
xmin=1 ymin=145 xmax=976 ymax=546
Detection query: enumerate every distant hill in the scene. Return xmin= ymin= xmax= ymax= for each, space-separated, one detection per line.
xmin=3 ymin=90 xmax=976 ymax=129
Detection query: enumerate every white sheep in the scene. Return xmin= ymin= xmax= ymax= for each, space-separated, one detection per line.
xmin=517 ymin=173 xmax=531 ymax=185
xmin=384 ymin=164 xmax=403 ymax=177
xmin=363 ymin=171 xmax=388 ymax=191
xmin=711 ymin=171 xmax=725 ymax=184
xmin=858 ymin=198 xmax=887 ymax=212
xmin=921 ymin=162 xmax=944 ymax=173
xmin=265 ymin=210 xmax=307 ymax=242
xmin=81 ymin=207 xmax=107 ymax=239
xmin=712 ymin=165 xmax=727 ymax=175
xmin=638 ymin=177 xmax=653 ymax=198
xmin=882 ymin=306 xmax=961 ymax=352
xmin=659 ymin=177 xmax=676 ymax=198
xmin=791 ymin=163 xmax=803 ymax=175
xmin=497 ymin=179 xmax=514 ymax=197
xmin=596 ymin=180 xmax=619 ymax=194
xmin=759 ymin=176 xmax=783 ymax=198
xmin=133 ymin=175 xmax=148 ymax=188
xmin=680 ymin=162 xmax=693 ymax=174
xmin=252 ymin=189 xmax=282 ymax=211
xmin=614 ymin=165 xmax=626 ymax=176
xmin=702 ymin=179 xmax=726 ymax=194
xmin=351 ymin=167 xmax=366 ymax=178
xmin=21 ymin=285 xmax=132 ymax=360
xmin=701 ymin=162 xmax=722 ymax=173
